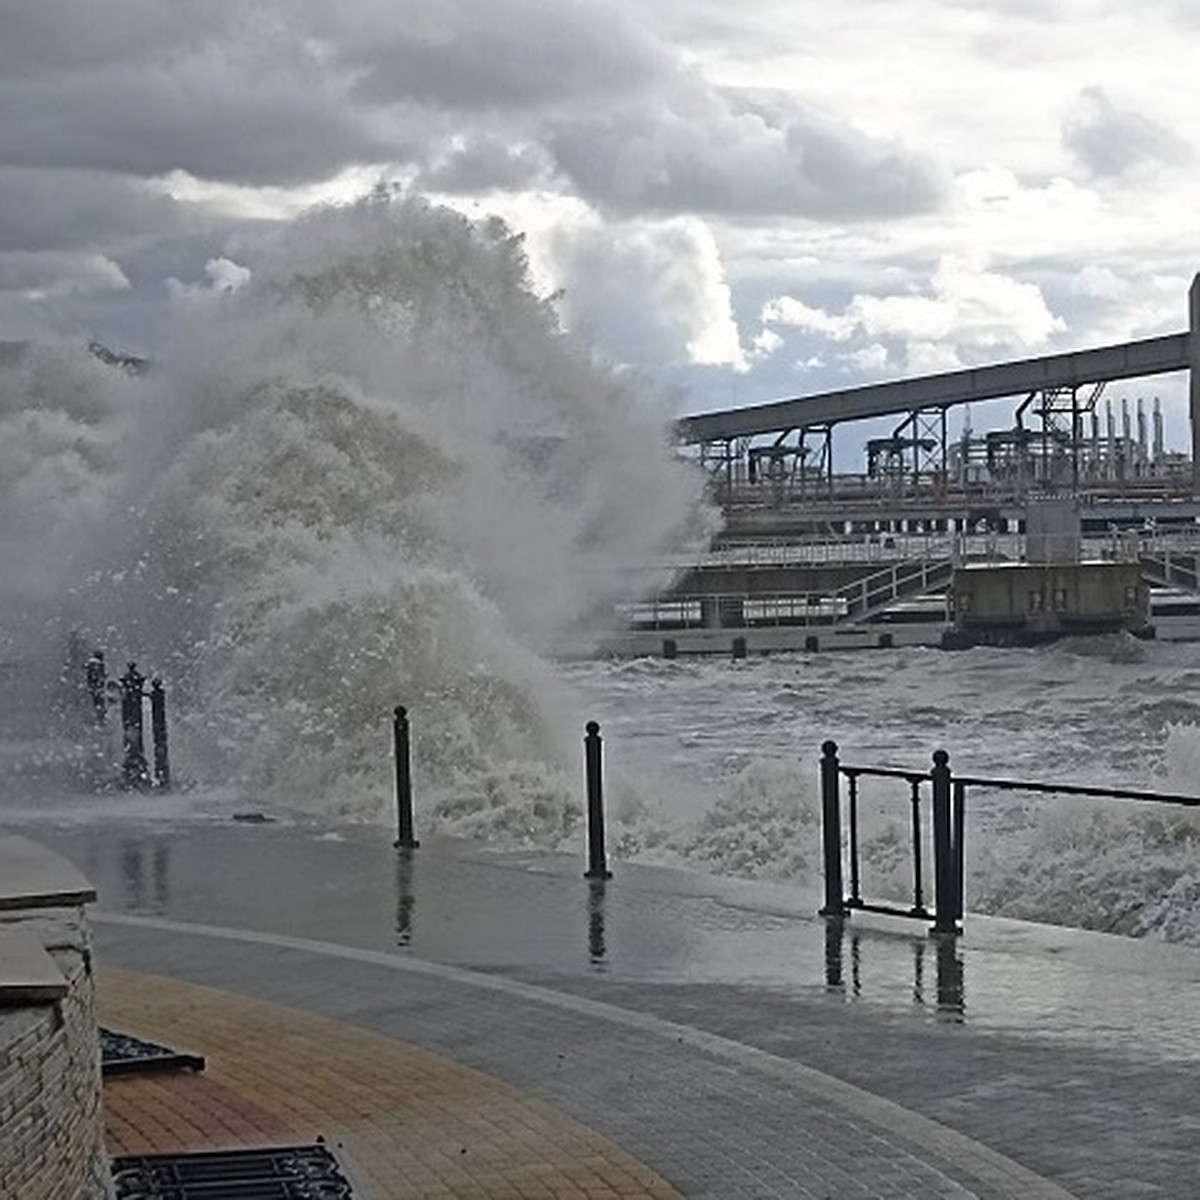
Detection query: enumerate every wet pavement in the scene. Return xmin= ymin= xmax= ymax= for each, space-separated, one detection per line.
xmin=9 ymin=809 xmax=1200 ymax=1197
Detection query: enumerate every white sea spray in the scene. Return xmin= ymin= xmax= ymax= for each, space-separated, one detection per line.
xmin=0 ymin=194 xmax=714 ymax=822
xmin=1164 ymin=721 xmax=1200 ymax=795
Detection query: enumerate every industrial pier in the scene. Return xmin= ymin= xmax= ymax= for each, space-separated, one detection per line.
xmin=607 ymin=274 xmax=1200 ymax=656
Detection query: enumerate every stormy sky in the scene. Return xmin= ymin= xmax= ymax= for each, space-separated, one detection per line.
xmin=1 ymin=0 xmax=1196 ymax=448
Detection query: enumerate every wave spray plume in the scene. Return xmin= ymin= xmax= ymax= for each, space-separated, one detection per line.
xmin=0 ymin=194 xmax=714 ymax=830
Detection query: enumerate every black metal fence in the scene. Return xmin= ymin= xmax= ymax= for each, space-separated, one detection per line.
xmin=819 ymin=740 xmax=1200 ymax=934
xmin=84 ymin=649 xmax=170 ymax=790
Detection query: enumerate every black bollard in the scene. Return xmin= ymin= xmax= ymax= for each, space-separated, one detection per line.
xmin=85 ymin=650 xmax=108 ymax=725
xmin=930 ymin=749 xmax=959 ymax=934
xmin=393 ymin=706 xmax=419 ymax=849
xmin=583 ymin=721 xmax=612 ymax=880
xmin=150 ymin=678 xmax=170 ymax=791
xmin=818 ymin=740 xmax=845 ymax=917
xmin=120 ymin=663 xmax=150 ymax=789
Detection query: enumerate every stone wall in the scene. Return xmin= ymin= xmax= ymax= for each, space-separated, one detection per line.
xmin=0 ymin=838 xmax=113 ymax=1199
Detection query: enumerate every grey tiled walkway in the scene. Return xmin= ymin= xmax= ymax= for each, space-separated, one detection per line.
xmin=95 ymin=915 xmax=1069 ymax=1200
xmin=19 ymin=819 xmax=1200 ymax=1197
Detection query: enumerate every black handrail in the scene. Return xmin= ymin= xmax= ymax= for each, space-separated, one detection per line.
xmin=819 ymin=741 xmax=1199 ymax=935
xmin=840 ymin=761 xmax=1198 ymax=806
xmin=843 ymin=764 xmax=933 ymax=782
xmin=950 ymin=775 xmax=1199 ymax=806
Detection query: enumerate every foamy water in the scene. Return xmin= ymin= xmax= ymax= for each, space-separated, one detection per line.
xmin=555 ymin=640 xmax=1200 ymax=944
xmin=2 ymin=193 xmax=1198 ymax=947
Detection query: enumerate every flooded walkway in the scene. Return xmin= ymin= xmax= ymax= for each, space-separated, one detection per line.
xmin=18 ymin=816 xmax=1200 ymax=1197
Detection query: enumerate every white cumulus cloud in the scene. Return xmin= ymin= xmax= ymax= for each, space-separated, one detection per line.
xmin=761 ymin=258 xmax=1065 ymax=375
xmin=547 ymin=214 xmax=746 ymax=371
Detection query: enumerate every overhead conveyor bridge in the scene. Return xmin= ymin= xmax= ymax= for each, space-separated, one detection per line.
xmin=677 ymin=333 xmax=1190 ymax=442
xmin=675 ymin=274 xmax=1200 ymax=497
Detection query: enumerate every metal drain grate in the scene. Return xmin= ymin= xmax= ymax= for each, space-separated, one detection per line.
xmin=111 ymin=1143 xmax=355 ymax=1198
xmin=100 ymin=1027 xmax=206 ymax=1077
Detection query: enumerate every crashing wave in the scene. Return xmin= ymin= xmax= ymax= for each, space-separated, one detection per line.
xmin=0 ymin=193 xmax=713 ymax=821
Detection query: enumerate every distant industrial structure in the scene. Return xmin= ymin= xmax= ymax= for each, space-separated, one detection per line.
xmin=607 ymin=274 xmax=1200 ymax=655
xmin=676 ymin=274 xmax=1200 ymax=508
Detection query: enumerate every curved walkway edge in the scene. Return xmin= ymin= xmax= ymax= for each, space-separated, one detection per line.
xmin=95 ymin=911 xmax=1077 ymax=1200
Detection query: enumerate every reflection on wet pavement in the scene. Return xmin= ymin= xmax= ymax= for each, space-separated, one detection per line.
xmin=394 ymin=849 xmax=415 ymax=948
xmin=823 ymin=917 xmax=966 ymax=1021
xmin=11 ymin=815 xmax=1200 ymax=1065
xmin=118 ymin=838 xmax=170 ymax=912
xmin=587 ymin=879 xmax=608 ymax=970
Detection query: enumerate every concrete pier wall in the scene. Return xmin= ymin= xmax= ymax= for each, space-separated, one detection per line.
xmin=0 ymin=837 xmax=112 ymax=1199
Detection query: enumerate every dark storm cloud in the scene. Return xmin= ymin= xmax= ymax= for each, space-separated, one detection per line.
xmin=0 ymin=168 xmax=183 ymax=252
xmin=549 ymin=88 xmax=945 ymax=220
xmin=0 ymin=48 xmax=400 ymax=188
xmin=0 ymin=0 xmax=949 ymax=352
xmin=325 ymin=0 xmax=670 ymax=109
xmin=0 ymin=0 xmax=234 ymax=74
xmin=0 ymin=2 xmax=944 ymax=212
xmin=1063 ymin=86 xmax=1189 ymax=177
xmin=312 ymin=0 xmax=943 ymax=220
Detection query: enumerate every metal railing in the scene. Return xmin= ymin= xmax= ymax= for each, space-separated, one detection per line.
xmin=835 ymin=556 xmax=956 ymax=621
xmin=656 ymin=531 xmax=1026 ymax=571
xmin=712 ymin=471 xmax=1197 ymax=512
xmin=616 ymin=593 xmax=851 ymax=630
xmin=818 ymin=741 xmax=1200 ymax=935
xmin=1140 ymin=547 xmax=1200 ymax=592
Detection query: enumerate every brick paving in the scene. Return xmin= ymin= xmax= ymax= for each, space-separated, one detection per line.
xmin=100 ymin=965 xmax=682 ymax=1199
xmin=104 ymin=1069 xmax=296 ymax=1155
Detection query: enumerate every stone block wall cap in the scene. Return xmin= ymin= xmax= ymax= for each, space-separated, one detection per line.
xmin=0 ymin=835 xmax=97 ymax=911
xmin=0 ymin=927 xmax=69 ymax=1004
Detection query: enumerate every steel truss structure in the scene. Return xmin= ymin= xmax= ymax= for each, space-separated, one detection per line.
xmin=677 ymin=274 xmax=1200 ymax=499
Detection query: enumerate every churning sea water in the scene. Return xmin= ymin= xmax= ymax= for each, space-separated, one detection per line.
xmin=555 ymin=640 xmax=1200 ymax=944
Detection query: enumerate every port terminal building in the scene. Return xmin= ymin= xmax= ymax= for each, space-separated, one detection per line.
xmin=609 ymin=274 xmax=1200 ymax=655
